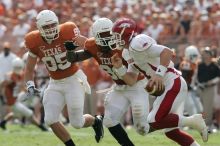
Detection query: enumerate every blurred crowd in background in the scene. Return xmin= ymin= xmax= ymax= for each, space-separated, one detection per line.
xmin=0 ymin=0 xmax=220 ymax=133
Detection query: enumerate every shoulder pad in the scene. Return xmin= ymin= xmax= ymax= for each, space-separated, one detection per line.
xmin=85 ymin=38 xmax=96 ymax=50
xmin=130 ymin=34 xmax=157 ymax=51
xmin=60 ymin=22 xmax=79 ymax=40
xmin=24 ymin=30 xmax=40 ymax=49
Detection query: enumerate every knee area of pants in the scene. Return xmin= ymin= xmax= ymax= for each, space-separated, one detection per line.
xmin=132 ymin=105 xmax=144 ymax=117
xmin=44 ymin=117 xmax=58 ymax=126
xmin=70 ymin=119 xmax=84 ymax=129
xmin=103 ymin=117 xmax=118 ymax=128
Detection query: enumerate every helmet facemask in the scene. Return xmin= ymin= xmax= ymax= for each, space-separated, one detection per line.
xmin=113 ymin=27 xmax=135 ymax=50
xmin=189 ymin=54 xmax=199 ymax=63
xmin=38 ymin=22 xmax=59 ymax=43
xmin=95 ymin=31 xmax=116 ymax=52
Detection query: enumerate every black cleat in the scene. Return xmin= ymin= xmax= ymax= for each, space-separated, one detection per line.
xmin=0 ymin=120 xmax=6 ymax=130
xmin=92 ymin=115 xmax=104 ymax=143
xmin=38 ymin=124 xmax=48 ymax=131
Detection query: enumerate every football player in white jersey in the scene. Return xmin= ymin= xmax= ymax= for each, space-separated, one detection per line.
xmin=111 ymin=18 xmax=208 ymax=146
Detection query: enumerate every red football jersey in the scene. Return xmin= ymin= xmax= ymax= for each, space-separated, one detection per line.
xmin=24 ymin=22 xmax=80 ymax=80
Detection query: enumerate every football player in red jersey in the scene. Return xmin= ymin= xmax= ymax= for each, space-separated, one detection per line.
xmin=111 ymin=18 xmax=208 ymax=146
xmin=0 ymin=58 xmax=47 ymax=131
xmin=24 ymin=10 xmax=103 ymax=146
xmin=65 ymin=17 xmax=149 ymax=146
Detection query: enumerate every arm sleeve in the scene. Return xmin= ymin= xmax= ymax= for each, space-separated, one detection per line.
xmin=146 ymin=44 xmax=170 ymax=57
xmin=66 ymin=49 xmax=92 ymax=62
xmin=24 ymin=36 xmax=37 ymax=58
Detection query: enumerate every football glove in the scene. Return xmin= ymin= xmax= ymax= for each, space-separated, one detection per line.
xmin=64 ymin=41 xmax=79 ymax=63
xmin=24 ymin=81 xmax=41 ymax=101
xmin=64 ymin=41 xmax=79 ymax=51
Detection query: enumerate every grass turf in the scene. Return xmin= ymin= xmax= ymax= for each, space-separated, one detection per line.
xmin=0 ymin=124 xmax=219 ymax=146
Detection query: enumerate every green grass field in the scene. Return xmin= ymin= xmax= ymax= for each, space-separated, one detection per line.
xmin=0 ymin=124 xmax=219 ymax=146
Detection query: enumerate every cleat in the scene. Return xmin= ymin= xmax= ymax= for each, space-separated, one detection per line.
xmin=92 ymin=115 xmax=104 ymax=143
xmin=38 ymin=124 xmax=48 ymax=131
xmin=0 ymin=120 xmax=6 ymax=130
xmin=190 ymin=114 xmax=208 ymax=142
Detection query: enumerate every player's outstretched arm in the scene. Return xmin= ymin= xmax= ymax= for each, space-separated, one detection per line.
xmin=64 ymin=41 xmax=92 ymax=62
xmin=24 ymin=54 xmax=40 ymax=99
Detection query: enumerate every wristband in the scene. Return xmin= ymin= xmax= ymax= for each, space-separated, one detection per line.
xmin=155 ymin=65 xmax=167 ymax=77
xmin=114 ymin=65 xmax=127 ymax=77
xmin=26 ymin=80 xmax=35 ymax=89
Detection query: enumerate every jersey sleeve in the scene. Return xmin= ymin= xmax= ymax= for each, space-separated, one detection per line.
xmin=24 ymin=33 xmax=37 ymax=58
xmin=84 ymin=38 xmax=97 ymax=55
xmin=147 ymin=44 xmax=169 ymax=57
xmin=130 ymin=34 xmax=168 ymax=57
xmin=130 ymin=34 xmax=157 ymax=51
xmin=61 ymin=22 xmax=81 ymax=40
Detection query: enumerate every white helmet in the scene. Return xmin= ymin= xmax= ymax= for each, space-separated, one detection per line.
xmin=36 ymin=10 xmax=59 ymax=42
xmin=91 ymin=17 xmax=116 ymax=51
xmin=185 ymin=45 xmax=200 ymax=62
xmin=12 ymin=58 xmax=24 ymax=74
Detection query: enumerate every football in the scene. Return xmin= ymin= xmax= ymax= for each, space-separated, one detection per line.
xmin=145 ymin=81 xmax=165 ymax=96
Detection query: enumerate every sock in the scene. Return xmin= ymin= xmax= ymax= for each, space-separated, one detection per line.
xmin=108 ymin=124 xmax=134 ymax=146
xmin=150 ymin=114 xmax=179 ymax=130
xmin=165 ymin=129 xmax=194 ymax=146
xmin=64 ymin=139 xmax=75 ymax=146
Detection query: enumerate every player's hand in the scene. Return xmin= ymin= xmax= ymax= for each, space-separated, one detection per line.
xmin=24 ymin=81 xmax=41 ymax=101
xmin=111 ymin=53 xmax=122 ymax=69
xmin=64 ymin=41 xmax=79 ymax=51
xmin=149 ymin=74 xmax=164 ymax=91
xmin=27 ymin=86 xmax=41 ymax=96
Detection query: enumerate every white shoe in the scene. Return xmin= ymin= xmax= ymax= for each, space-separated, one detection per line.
xmin=190 ymin=114 xmax=208 ymax=142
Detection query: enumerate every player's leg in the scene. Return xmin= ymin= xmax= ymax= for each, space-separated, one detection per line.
xmin=104 ymin=90 xmax=134 ymax=146
xmin=148 ymin=77 xmax=183 ymax=129
xmin=43 ymin=86 xmax=73 ymax=146
xmin=128 ymin=88 xmax=150 ymax=135
xmin=0 ymin=105 xmax=13 ymax=130
xmin=165 ymin=128 xmax=200 ymax=146
xmin=65 ymin=78 xmax=103 ymax=143
xmin=13 ymin=101 xmax=47 ymax=131
xmin=163 ymin=102 xmax=200 ymax=145
xmin=148 ymin=77 xmax=207 ymax=142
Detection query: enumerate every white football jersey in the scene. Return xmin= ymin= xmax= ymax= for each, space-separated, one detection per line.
xmin=128 ymin=34 xmax=180 ymax=83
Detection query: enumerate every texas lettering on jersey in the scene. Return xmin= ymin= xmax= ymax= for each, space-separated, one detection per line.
xmin=40 ymin=45 xmax=62 ymax=57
